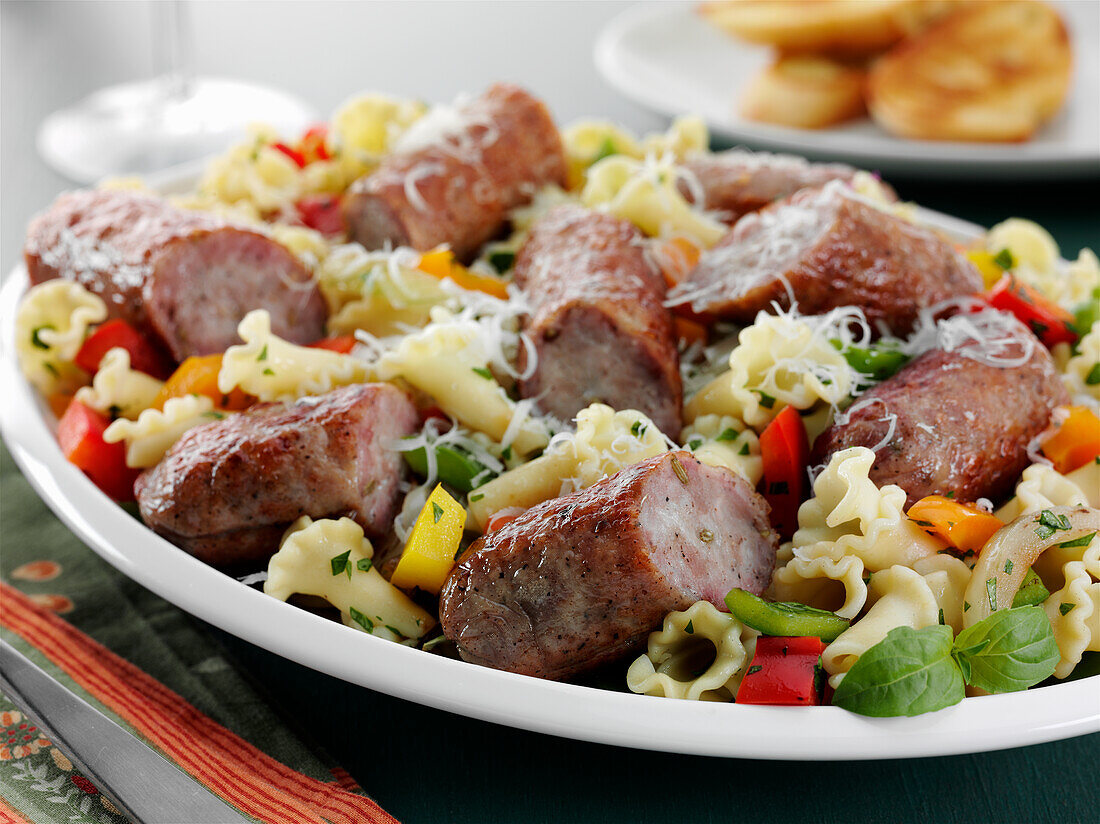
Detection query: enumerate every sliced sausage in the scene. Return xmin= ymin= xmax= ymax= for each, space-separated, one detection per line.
xmin=679 ymin=150 xmax=878 ymax=223
xmin=439 ymin=451 xmax=777 ymax=680
xmin=811 ymin=311 xmax=1070 ymax=507
xmin=24 ymin=188 xmax=326 ymax=362
xmin=514 ymin=204 xmax=682 ymax=438
xmin=343 ymin=83 xmax=566 ymax=262
xmin=667 ymin=182 xmax=981 ymax=335
xmin=135 ymin=383 xmax=418 ymax=568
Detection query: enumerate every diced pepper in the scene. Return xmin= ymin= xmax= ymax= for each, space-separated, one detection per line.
xmin=1070 ymin=288 xmax=1099 ymax=344
xmin=74 ymin=319 xmax=173 ymax=379
xmin=1040 ymin=405 xmax=1100 ymax=474
xmin=1012 ymin=567 xmax=1051 ymax=608
xmin=831 ymin=339 xmax=910 ymax=384
xmin=758 ymin=405 xmax=810 ymax=540
xmin=485 ymin=507 xmax=525 ymax=533
xmin=298 ymin=124 xmax=332 ymax=163
xmin=653 ymin=237 xmax=701 ymax=289
xmin=153 ymin=354 xmax=254 ymax=412
xmin=906 ymin=495 xmax=1004 ymax=555
xmin=725 ymin=588 xmax=849 ymax=642
xmin=402 ymin=442 xmax=493 ymax=493
xmin=390 ymin=485 xmax=466 ymax=594
xmin=307 ymin=335 xmax=357 ymax=355
xmin=417 ymin=248 xmax=509 ymax=300
xmin=57 ymin=400 xmax=140 ymax=501
xmin=271 ymin=142 xmax=306 ymax=168
xmin=674 ymin=317 xmax=707 ymax=347
xmin=966 ymin=249 xmax=1007 ymax=288
xmin=735 ymin=636 xmax=826 ymax=706
xmin=295 ymin=194 xmax=345 ymax=236
xmin=984 ymin=274 xmax=1078 ymax=349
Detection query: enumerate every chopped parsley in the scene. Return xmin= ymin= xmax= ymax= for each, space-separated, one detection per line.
xmin=330 ymin=550 xmax=352 ymax=578
xmin=356 ymin=558 xmax=373 ymax=573
xmin=1057 ymin=532 xmax=1096 ymax=549
xmin=685 ymin=620 xmax=694 ymax=635
xmin=1035 ymin=509 xmax=1071 ymax=540
xmin=471 ymin=366 xmax=493 ymax=380
xmin=963 ymin=601 xmax=971 ymax=612
xmin=1004 ymin=560 xmax=1014 ymax=575
xmin=348 ymin=607 xmax=374 ymax=632
xmin=501 ymin=445 xmax=512 ymax=461
xmin=738 ymin=443 xmax=750 ymax=456
xmin=469 ymin=492 xmax=485 ymax=503
xmin=992 ymin=248 xmax=1015 ymax=270
xmin=747 ymin=665 xmax=762 ymax=676
xmin=487 ymin=249 xmax=516 ymax=274
xmin=986 ymin=578 xmax=998 ymax=611
xmin=1059 ymin=602 xmax=1076 ymax=616
xmin=592 ymin=136 xmax=618 ymax=164
xmin=938 ymin=608 xmax=945 ymax=626
xmin=431 ymin=501 xmax=445 ymax=524
xmin=30 ymin=325 xmax=54 ymax=350
xmin=630 ymin=420 xmax=648 ymax=437
xmin=1086 ymin=363 xmax=1100 ymax=386
xmin=756 ymin=391 xmax=776 ymax=409
xmin=257 ymin=344 xmax=268 ymax=362
xmin=687 ymin=437 xmax=703 ymax=451
xmin=945 ymin=491 xmax=955 ymax=499
xmin=715 ymin=427 xmax=738 ymax=442
xmin=262 ymin=367 xmax=275 ymax=376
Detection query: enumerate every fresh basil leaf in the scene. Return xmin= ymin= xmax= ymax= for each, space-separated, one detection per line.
xmin=1011 ymin=567 xmax=1050 ymax=608
xmin=951 ymin=606 xmax=1060 ymax=693
xmin=832 ymin=625 xmax=964 ymax=717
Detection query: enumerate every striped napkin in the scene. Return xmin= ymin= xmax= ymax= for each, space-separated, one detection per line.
xmin=0 ymin=445 xmax=398 ymax=824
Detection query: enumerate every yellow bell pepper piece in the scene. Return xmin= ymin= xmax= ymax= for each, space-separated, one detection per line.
xmin=907 ymin=495 xmax=1004 ymax=556
xmin=417 ymin=248 xmax=509 ymax=300
xmin=390 ymin=485 xmax=467 ymax=594
xmin=966 ymin=250 xmax=1007 ymax=289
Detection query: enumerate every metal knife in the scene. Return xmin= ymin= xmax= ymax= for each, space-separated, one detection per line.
xmin=0 ymin=638 xmax=253 ymax=824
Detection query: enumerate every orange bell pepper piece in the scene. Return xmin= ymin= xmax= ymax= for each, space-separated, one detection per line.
xmin=153 ymin=354 xmax=254 ymax=412
xmin=1041 ymin=405 xmax=1100 ymax=475
xmin=653 ymin=237 xmax=701 ymax=289
xmin=673 ymin=317 xmax=707 ymax=347
xmin=417 ymin=248 xmax=509 ymax=300
xmin=907 ymin=495 xmax=1004 ymax=555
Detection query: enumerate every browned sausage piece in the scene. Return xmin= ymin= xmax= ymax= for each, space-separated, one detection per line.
xmin=135 ymin=383 xmax=418 ymax=568
xmin=667 ymin=183 xmax=981 ymax=335
xmin=679 ymin=150 xmax=880 ymax=224
xmin=810 ymin=312 xmax=1069 ymax=507
xmin=439 ymin=451 xmax=777 ymax=680
xmin=24 ymin=189 xmax=327 ymax=362
xmin=343 ymin=83 xmax=567 ymax=262
xmin=514 ymin=204 xmax=683 ymax=438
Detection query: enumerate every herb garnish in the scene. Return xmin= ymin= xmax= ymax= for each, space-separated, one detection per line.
xmin=1059 ymin=603 xmax=1076 ymax=615
xmin=630 ymin=420 xmax=647 ymax=437
xmin=331 ymin=550 xmax=353 ymax=579
xmin=30 ymin=325 xmax=54 ymax=350
xmin=431 ymin=501 xmax=445 ymax=523
xmin=716 ymin=428 xmax=738 ymax=442
xmin=992 ymin=248 xmax=1015 ymax=270
xmin=1056 ymin=532 xmax=1095 ymax=549
xmin=357 ymin=558 xmax=373 ymax=572
xmin=348 ymin=607 xmax=374 ymax=632
xmin=1034 ymin=509 xmax=1071 ymax=540
xmin=471 ymin=366 xmax=493 ymax=380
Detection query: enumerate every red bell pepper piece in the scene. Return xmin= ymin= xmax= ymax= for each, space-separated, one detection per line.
xmin=306 ymin=334 xmax=357 ymax=355
xmin=56 ymin=401 xmax=139 ymax=501
xmin=74 ymin=319 xmax=173 ymax=379
xmin=983 ymin=274 xmax=1078 ymax=349
xmin=271 ymin=142 xmax=306 ymax=168
xmin=736 ymin=636 xmax=826 ymax=706
xmin=298 ymin=124 xmax=332 ymax=163
xmin=759 ymin=405 xmax=810 ymax=540
xmin=295 ymin=194 xmax=345 ymax=236
xmin=485 ymin=507 xmax=525 ymax=533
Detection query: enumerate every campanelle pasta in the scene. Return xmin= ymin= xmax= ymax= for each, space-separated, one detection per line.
xmin=681 ymin=414 xmax=763 ymax=485
xmin=103 ymin=395 xmax=223 ymax=469
xmin=74 ymin=348 xmax=164 ymax=420
xmin=13 ymin=280 xmax=107 ymax=394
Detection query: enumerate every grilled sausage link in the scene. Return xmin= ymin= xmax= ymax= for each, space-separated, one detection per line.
xmin=24 ymin=188 xmax=326 ymax=362
xmin=440 ymin=451 xmax=777 ymax=679
xmin=514 ymin=205 xmax=683 ymax=438
xmin=343 ymin=83 xmax=566 ymax=262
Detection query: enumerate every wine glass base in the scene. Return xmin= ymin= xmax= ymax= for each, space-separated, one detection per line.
xmin=37 ymin=77 xmax=318 ymax=184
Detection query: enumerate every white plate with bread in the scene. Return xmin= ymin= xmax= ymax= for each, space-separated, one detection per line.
xmin=595 ymin=1 xmax=1100 ymax=177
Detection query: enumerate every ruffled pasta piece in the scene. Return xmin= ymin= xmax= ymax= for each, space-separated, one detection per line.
xmin=626 ymin=601 xmax=758 ymax=701
xmin=984 ymin=218 xmax=1099 ymax=311
xmin=911 ymin=553 xmax=972 ymax=634
xmin=14 ymin=280 xmax=107 ymax=394
xmin=581 ymin=154 xmax=726 ymax=248
xmin=822 ymin=565 xmax=941 ymax=689
xmin=561 ymin=116 xmax=707 ymax=189
xmin=1061 ymin=323 xmax=1100 ymax=405
xmin=319 ymin=245 xmax=449 ymax=336
xmin=996 ymin=461 xmax=1099 ymax=523
xmin=685 ymin=312 xmax=853 ymax=432
xmin=374 ymin=309 xmax=548 ymax=455
xmin=196 ymin=125 xmax=306 ymax=215
xmin=466 ymin=404 xmax=667 ymax=530
xmin=74 ymin=348 xmax=164 ymax=420
xmin=265 ymin=516 xmax=434 ymax=640
xmin=332 ymin=93 xmax=427 ymax=181
xmin=268 ymin=224 xmax=331 ymax=270
xmin=1041 ymin=533 xmax=1100 ymax=679
xmin=986 ymin=218 xmax=1061 ymax=275
xmin=770 ymin=447 xmax=945 ymax=618
xmin=682 ymin=414 xmax=762 ymax=485
xmin=218 ymin=310 xmax=370 ymax=403
xmin=103 ymin=394 xmax=222 ymax=469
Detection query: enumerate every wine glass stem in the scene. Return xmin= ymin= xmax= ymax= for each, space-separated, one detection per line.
xmin=152 ymin=0 xmax=192 ymax=101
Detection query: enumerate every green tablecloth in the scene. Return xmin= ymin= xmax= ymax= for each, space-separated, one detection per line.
xmin=2 ymin=176 xmax=1099 ymax=823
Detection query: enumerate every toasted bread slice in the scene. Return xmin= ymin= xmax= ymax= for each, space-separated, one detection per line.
xmin=867 ymin=0 xmax=1072 ymax=142
xmin=740 ymin=55 xmax=867 ymax=128
xmin=698 ymin=0 xmax=959 ymax=57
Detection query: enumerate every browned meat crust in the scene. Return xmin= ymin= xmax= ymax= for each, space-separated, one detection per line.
xmin=680 ymin=150 xmax=876 ymax=223
xmin=135 ymin=383 xmax=418 ymax=568
xmin=668 ymin=184 xmax=981 ymax=335
xmin=514 ymin=205 xmax=683 ymax=438
xmin=24 ymin=189 xmax=327 ymax=362
xmin=439 ymin=451 xmax=777 ymax=680
xmin=343 ymin=83 xmax=566 ymax=262
xmin=811 ymin=318 xmax=1069 ymax=507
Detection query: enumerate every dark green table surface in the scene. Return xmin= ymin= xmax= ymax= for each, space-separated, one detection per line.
xmin=2 ymin=173 xmax=1098 ymax=823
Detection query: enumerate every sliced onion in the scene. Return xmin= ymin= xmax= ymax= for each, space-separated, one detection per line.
xmin=963 ymin=506 xmax=1100 ymax=628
